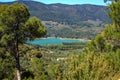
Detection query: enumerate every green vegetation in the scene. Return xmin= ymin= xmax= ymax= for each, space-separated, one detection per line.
xmin=0 ymin=1 xmax=110 ymax=25
xmin=0 ymin=3 xmax=46 ymax=80
xmin=0 ymin=1 xmax=109 ymax=38
xmin=0 ymin=0 xmax=120 ymax=80
xmin=45 ymin=21 xmax=104 ymax=38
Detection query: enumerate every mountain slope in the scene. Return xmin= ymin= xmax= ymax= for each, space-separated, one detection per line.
xmin=0 ymin=1 xmax=110 ymax=38
xmin=0 ymin=1 xmax=110 ymax=25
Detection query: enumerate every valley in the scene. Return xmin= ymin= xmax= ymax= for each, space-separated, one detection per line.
xmin=0 ymin=1 xmax=120 ymax=80
xmin=0 ymin=1 xmax=110 ymax=38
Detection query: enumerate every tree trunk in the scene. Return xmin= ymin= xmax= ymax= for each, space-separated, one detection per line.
xmin=14 ymin=22 xmax=21 ymax=80
xmin=16 ymin=69 xmax=21 ymax=80
xmin=14 ymin=33 xmax=21 ymax=80
xmin=16 ymin=53 xmax=21 ymax=80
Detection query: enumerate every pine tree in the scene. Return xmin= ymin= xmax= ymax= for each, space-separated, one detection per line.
xmin=0 ymin=3 xmax=46 ymax=80
xmin=103 ymin=0 xmax=120 ymax=50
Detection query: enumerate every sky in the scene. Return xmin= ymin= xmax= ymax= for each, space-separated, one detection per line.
xmin=0 ymin=0 xmax=107 ymax=5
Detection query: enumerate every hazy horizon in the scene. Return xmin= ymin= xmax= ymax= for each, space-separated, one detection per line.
xmin=0 ymin=0 xmax=107 ymax=6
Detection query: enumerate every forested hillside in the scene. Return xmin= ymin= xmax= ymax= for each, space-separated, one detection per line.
xmin=0 ymin=1 xmax=110 ymax=25
xmin=0 ymin=1 xmax=111 ymax=38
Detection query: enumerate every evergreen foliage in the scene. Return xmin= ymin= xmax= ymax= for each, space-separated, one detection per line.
xmin=0 ymin=3 xmax=46 ymax=80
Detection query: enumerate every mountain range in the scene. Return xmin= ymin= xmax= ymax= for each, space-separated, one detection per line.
xmin=0 ymin=1 xmax=110 ymax=25
xmin=0 ymin=1 xmax=111 ymax=38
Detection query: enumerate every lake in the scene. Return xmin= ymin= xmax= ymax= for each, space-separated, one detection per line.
xmin=27 ymin=37 xmax=87 ymax=46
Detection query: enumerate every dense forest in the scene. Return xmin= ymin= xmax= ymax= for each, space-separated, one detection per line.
xmin=0 ymin=0 xmax=120 ymax=80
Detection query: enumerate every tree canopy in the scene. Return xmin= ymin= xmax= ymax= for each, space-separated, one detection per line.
xmin=0 ymin=3 xmax=46 ymax=80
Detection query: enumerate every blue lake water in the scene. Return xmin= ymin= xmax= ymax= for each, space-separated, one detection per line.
xmin=27 ymin=37 xmax=86 ymax=46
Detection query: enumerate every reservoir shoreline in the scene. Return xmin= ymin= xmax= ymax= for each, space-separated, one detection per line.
xmin=27 ymin=37 xmax=89 ymax=46
xmin=37 ymin=37 xmax=90 ymax=41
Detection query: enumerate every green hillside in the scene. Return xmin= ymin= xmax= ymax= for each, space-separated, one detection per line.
xmin=0 ymin=1 xmax=111 ymax=25
xmin=0 ymin=1 xmax=111 ymax=38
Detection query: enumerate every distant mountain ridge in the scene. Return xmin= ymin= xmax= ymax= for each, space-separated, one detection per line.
xmin=0 ymin=1 xmax=110 ymax=25
xmin=0 ymin=1 xmax=110 ymax=38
